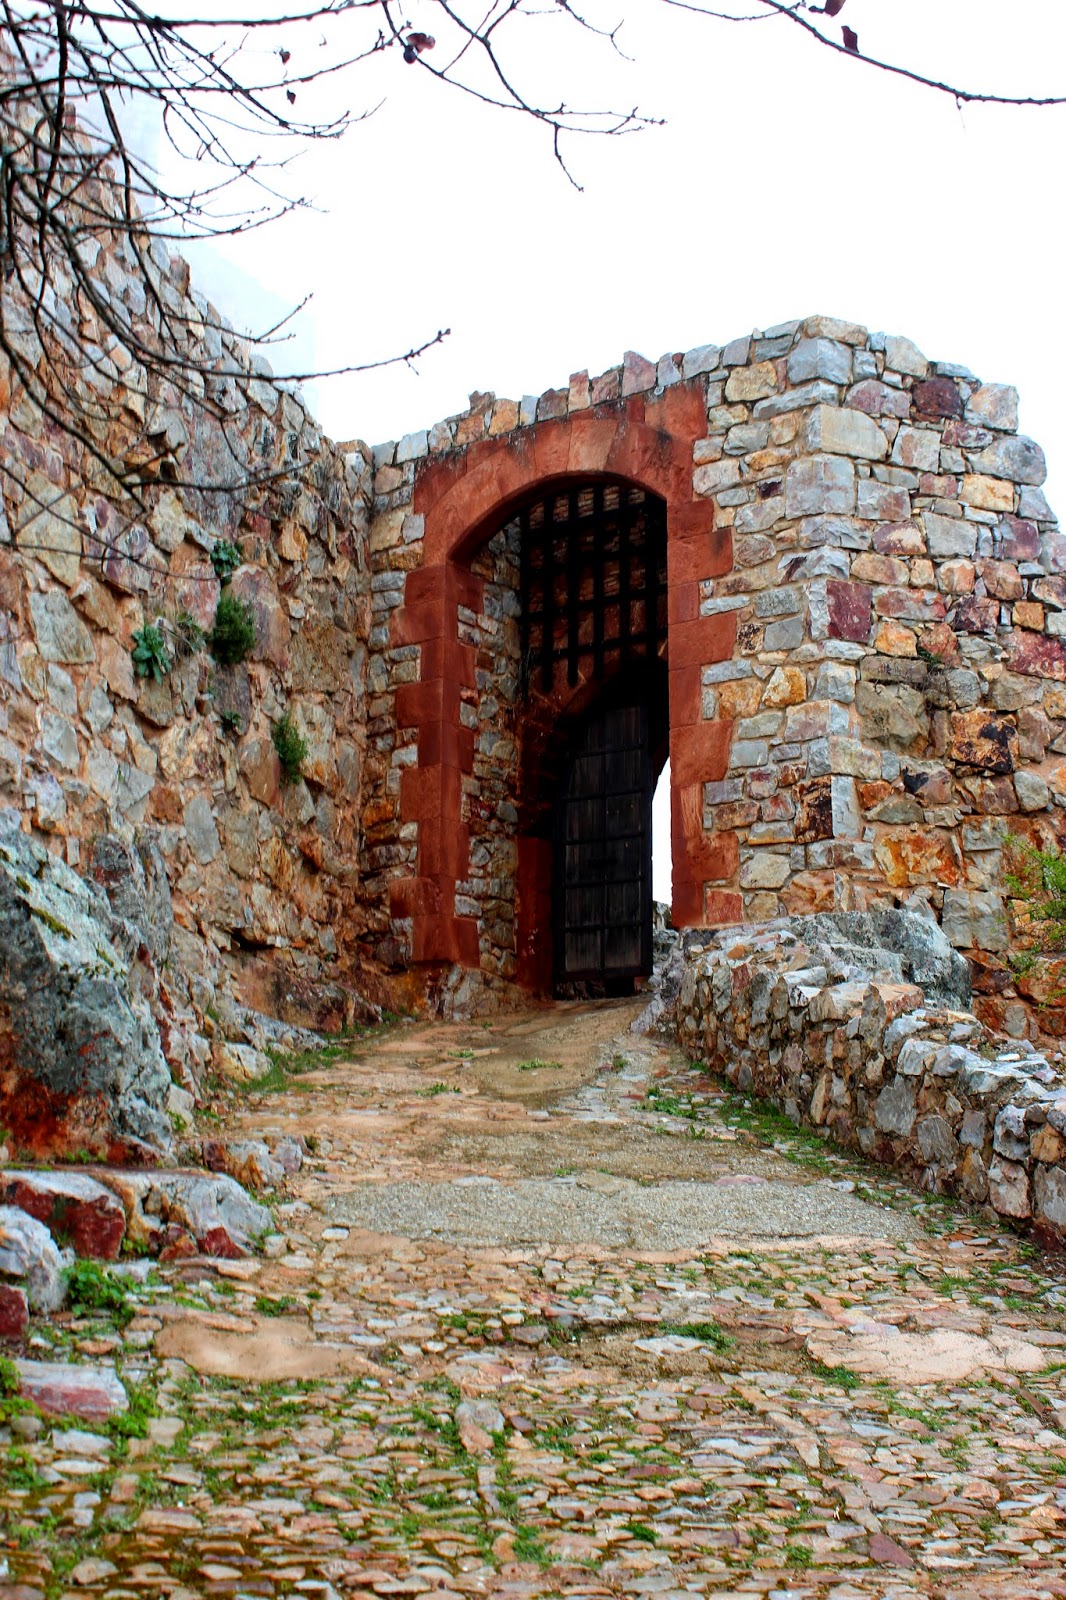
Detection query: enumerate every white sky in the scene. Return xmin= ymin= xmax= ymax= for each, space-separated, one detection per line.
xmin=164 ymin=0 xmax=1066 ymax=905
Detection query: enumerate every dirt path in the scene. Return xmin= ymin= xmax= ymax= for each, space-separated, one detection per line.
xmin=4 ymin=1003 xmax=1066 ymax=1598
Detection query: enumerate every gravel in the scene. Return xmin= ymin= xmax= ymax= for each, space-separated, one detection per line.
xmin=327 ymin=1171 xmax=919 ymax=1249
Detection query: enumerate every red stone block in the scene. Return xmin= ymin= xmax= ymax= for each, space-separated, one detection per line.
xmin=952 ymin=596 xmax=1001 ymax=635
xmin=670 ymin=612 xmax=737 ymax=670
xmin=703 ymin=889 xmax=744 ymax=926
xmin=197 ymin=1226 xmax=245 ymax=1259
xmin=0 ymin=1283 xmax=28 ymax=1339
xmin=390 ymin=878 xmax=441 ymax=919
xmin=667 ymin=581 xmax=700 ymax=627
xmin=0 ymin=1172 xmax=126 ymax=1260
xmin=668 ymin=664 xmax=703 ymax=728
xmin=911 ymin=377 xmax=962 ymax=420
xmin=671 ymin=720 xmax=733 ymax=788
xmin=671 ymin=875 xmax=702 ymax=928
xmin=395 ymin=678 xmax=445 ymax=730
xmin=412 ymin=914 xmax=480 ymax=967
xmin=1008 ymin=629 xmax=1066 ymax=681
xmin=645 ymin=380 xmax=708 ymax=442
xmin=826 ymin=580 xmax=872 ymax=643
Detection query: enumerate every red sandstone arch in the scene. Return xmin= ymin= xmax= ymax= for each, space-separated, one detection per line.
xmin=389 ymin=382 xmax=740 ymax=982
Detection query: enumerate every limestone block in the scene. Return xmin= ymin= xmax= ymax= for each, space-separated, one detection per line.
xmin=966 ymin=384 xmax=1019 ymax=432
xmin=875 ymin=1079 xmax=916 ymax=1137
xmin=0 ymin=832 xmax=173 ymax=1161
xmin=16 ymin=474 xmax=82 ymax=586
xmin=787 ymin=339 xmax=852 ymax=386
xmin=987 ymin=1158 xmax=1030 ymax=1218
xmin=961 ymin=476 xmax=1013 ymax=513
xmin=0 ymin=1205 xmax=68 ymax=1311
xmin=883 ymin=335 xmax=929 ymax=377
xmin=941 ymin=889 xmax=1007 ymax=952
xmin=971 ymin=435 xmax=1046 ymax=486
xmin=725 ymin=361 xmax=778 ymax=403
xmin=890 ymin=427 xmax=940 ymax=473
xmin=29 ymin=590 xmax=94 ymax=664
xmin=923 ymin=513 xmax=976 ymax=560
xmin=805 ymin=406 xmax=888 ymax=462
xmin=784 ymin=456 xmax=856 ymax=518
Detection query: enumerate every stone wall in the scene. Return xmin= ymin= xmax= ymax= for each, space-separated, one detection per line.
xmin=0 ymin=201 xmax=378 ymax=1116
xmin=365 ymin=316 xmax=1065 ymax=1010
xmin=673 ymin=913 xmax=1066 ymax=1245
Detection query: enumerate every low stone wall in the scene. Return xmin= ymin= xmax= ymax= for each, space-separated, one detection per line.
xmin=673 ymin=912 xmax=1066 ymax=1244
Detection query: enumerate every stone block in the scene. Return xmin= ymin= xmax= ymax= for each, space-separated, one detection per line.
xmin=966 ymin=384 xmax=1019 ymax=432
xmin=806 ymin=405 xmax=888 ymax=461
xmin=788 ymin=339 xmax=852 ymax=386
xmin=784 ymin=456 xmax=856 ymax=518
xmin=941 ymin=889 xmax=1007 ymax=952
xmin=971 ymin=435 xmax=1046 ymax=486
xmin=923 ymin=513 xmax=976 ymax=560
xmin=987 ymin=1158 xmax=1030 ymax=1219
xmin=884 ymin=335 xmax=929 ymax=377
xmin=0 ymin=1171 xmax=126 ymax=1260
xmin=875 ymin=1079 xmax=916 ymax=1137
xmin=891 ymin=427 xmax=940 ymax=473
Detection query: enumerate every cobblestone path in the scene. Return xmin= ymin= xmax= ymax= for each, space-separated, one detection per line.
xmin=4 ymin=1001 xmax=1066 ymax=1599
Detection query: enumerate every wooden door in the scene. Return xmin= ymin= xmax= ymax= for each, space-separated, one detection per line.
xmin=556 ymin=702 xmax=652 ymax=985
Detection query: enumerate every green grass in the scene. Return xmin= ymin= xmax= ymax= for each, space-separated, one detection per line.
xmin=65 ymin=1259 xmax=134 ymax=1325
xmin=417 ymin=1081 xmax=460 ymax=1097
xmin=622 ymin=1520 xmax=658 ymax=1544
xmin=807 ymin=1357 xmax=862 ymax=1393
xmin=660 ymin=1318 xmax=734 ymax=1352
xmin=254 ymin=1294 xmax=298 ymax=1317
xmin=516 ymin=1058 xmax=563 ymax=1072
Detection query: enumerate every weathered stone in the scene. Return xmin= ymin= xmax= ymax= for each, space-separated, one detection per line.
xmin=16 ymin=474 xmax=82 ymax=585
xmin=14 ymin=1359 xmax=127 ymax=1419
xmin=784 ymin=456 xmax=856 ymax=517
xmin=0 ymin=832 xmax=173 ymax=1161
xmin=971 ymin=435 xmax=1046 ymax=486
xmin=988 ymin=1158 xmax=1030 ymax=1219
xmin=806 ymin=405 xmax=887 ymax=461
xmin=0 ymin=1282 xmax=29 ymax=1338
xmin=949 ymin=711 xmax=1018 ymax=774
xmin=966 ymin=383 xmax=1019 ymax=432
xmin=0 ymin=1206 xmax=68 ymax=1311
xmin=29 ymin=589 xmax=94 ymax=664
xmin=0 ymin=1171 xmax=126 ymax=1259
xmin=98 ymin=1169 xmax=271 ymax=1257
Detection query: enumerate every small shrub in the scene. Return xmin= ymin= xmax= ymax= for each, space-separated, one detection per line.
xmin=210 ymin=591 xmax=256 ymax=665
xmin=1005 ymin=835 xmax=1066 ymax=952
xmin=254 ymin=1295 xmax=297 ymax=1317
xmin=211 ymin=538 xmax=242 ymax=584
xmin=131 ymin=623 xmax=171 ymax=681
xmin=219 ymin=708 xmax=244 ymax=735
xmin=168 ymin=609 xmax=205 ymax=661
xmin=272 ymin=710 xmax=308 ymax=786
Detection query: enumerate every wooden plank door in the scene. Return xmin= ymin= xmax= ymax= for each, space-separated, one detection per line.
xmin=556 ymin=702 xmax=652 ymax=984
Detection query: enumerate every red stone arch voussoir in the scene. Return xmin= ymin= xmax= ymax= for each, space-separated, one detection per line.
xmin=389 ymin=381 xmax=738 ymax=976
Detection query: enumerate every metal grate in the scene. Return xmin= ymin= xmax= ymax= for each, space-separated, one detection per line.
xmin=516 ymin=481 xmax=668 ymax=696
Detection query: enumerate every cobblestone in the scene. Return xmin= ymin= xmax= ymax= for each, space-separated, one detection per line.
xmin=2 ymin=1003 xmax=1066 ymax=1597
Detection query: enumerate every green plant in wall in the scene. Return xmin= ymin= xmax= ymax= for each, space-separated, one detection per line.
xmin=272 ymin=710 xmax=308 ymax=787
xmin=219 ymin=708 xmax=244 ymax=736
xmin=169 ymin=609 xmax=206 ymax=662
xmin=131 ymin=622 xmax=171 ymax=681
xmin=1005 ymin=835 xmax=1066 ymax=953
xmin=210 ymin=591 xmax=256 ymax=665
xmin=211 ymin=539 xmax=242 ymax=585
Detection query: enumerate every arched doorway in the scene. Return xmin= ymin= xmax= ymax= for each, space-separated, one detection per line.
xmin=387 ymin=383 xmax=735 ymax=994
xmin=493 ymin=476 xmax=669 ymax=993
